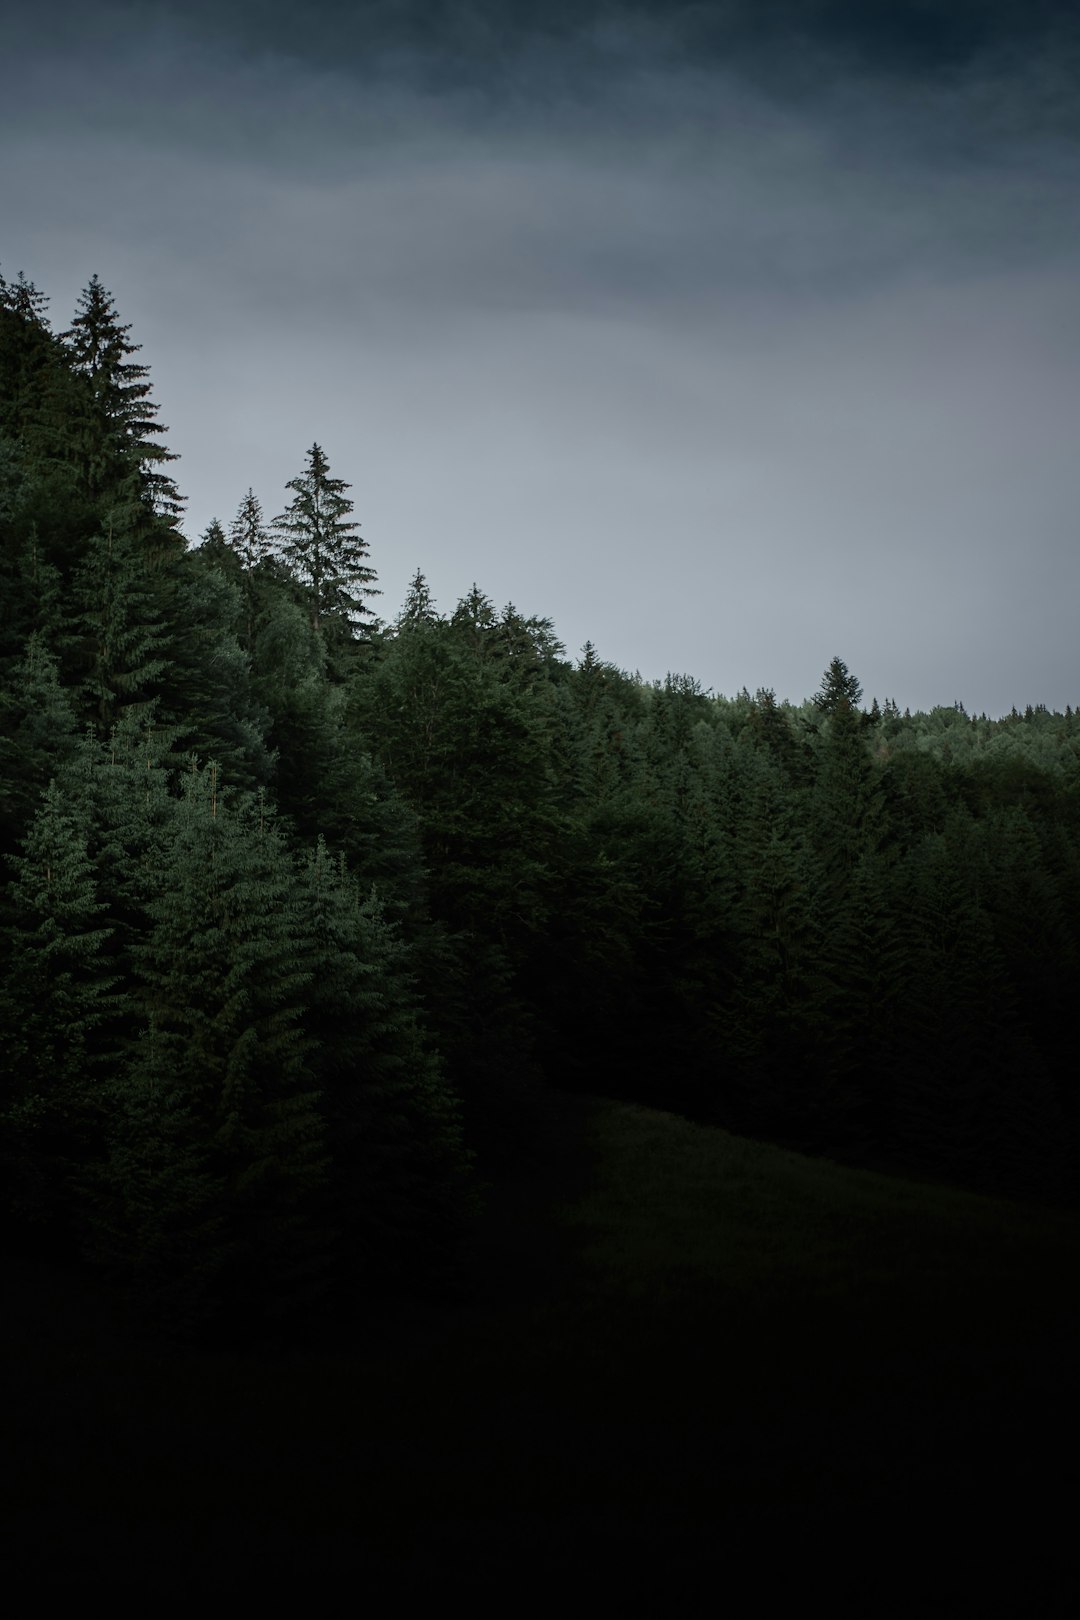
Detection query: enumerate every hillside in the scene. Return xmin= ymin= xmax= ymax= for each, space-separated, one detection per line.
xmin=5 ymin=1089 xmax=1076 ymax=1598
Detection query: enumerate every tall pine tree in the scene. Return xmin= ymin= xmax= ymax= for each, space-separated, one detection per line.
xmin=92 ymin=766 xmax=328 ymax=1331
xmin=62 ymin=275 xmax=183 ymax=523
xmin=273 ymin=444 xmax=378 ymax=635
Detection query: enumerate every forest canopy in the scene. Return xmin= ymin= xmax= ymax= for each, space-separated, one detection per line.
xmin=2 ymin=267 xmax=1078 ymax=1333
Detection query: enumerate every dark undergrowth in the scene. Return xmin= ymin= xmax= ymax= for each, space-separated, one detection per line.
xmin=3 ymin=1088 xmax=1077 ymax=1603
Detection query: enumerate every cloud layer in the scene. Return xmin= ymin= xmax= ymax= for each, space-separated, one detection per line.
xmin=3 ymin=2 xmax=1079 ymax=711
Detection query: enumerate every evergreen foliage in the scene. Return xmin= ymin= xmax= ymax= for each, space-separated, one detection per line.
xmin=229 ymin=487 xmax=273 ymax=571
xmin=3 ymin=266 xmax=1079 ymax=1338
xmin=0 ymin=634 xmax=82 ymax=858
xmin=90 ymin=768 xmax=328 ymax=1330
xmin=273 ymin=443 xmax=379 ymax=635
xmin=62 ymin=275 xmax=184 ymax=522
xmin=814 ymin=654 xmax=864 ymax=715
xmin=299 ymin=839 xmax=472 ymax=1298
xmin=0 ymin=779 xmax=121 ymax=1242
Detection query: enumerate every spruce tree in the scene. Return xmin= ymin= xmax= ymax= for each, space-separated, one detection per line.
xmin=810 ymin=691 xmax=887 ymax=882
xmin=814 ymin=655 xmax=864 ymax=716
xmin=0 ymin=274 xmax=83 ymax=487
xmin=197 ymin=517 xmax=231 ymax=563
xmin=163 ymin=548 xmax=275 ymax=792
xmin=273 ymin=444 xmax=378 ymax=634
xmin=0 ymin=780 xmax=121 ymax=1240
xmin=396 ymin=567 xmax=438 ymax=630
xmin=300 ymin=840 xmax=472 ymax=1298
xmin=66 ymin=493 xmax=177 ymax=727
xmin=0 ymin=273 xmax=57 ymax=450
xmin=0 ymin=269 xmax=51 ymax=329
xmin=62 ymin=275 xmax=183 ymax=522
xmin=0 ymin=634 xmax=82 ymax=858
xmin=94 ymin=767 xmax=328 ymax=1330
xmin=229 ymin=487 xmax=273 ymax=571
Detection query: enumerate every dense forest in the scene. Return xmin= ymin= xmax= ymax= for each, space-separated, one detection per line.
xmin=2 ymin=266 xmax=1078 ymax=1336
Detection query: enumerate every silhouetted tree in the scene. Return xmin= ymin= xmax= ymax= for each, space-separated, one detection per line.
xmin=273 ymin=444 xmax=378 ymax=634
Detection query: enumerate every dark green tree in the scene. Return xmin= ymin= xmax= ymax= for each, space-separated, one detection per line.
xmin=396 ymin=567 xmax=439 ymax=631
xmin=65 ymin=491 xmax=178 ymax=727
xmin=814 ymin=655 xmax=864 ymax=716
xmin=92 ymin=767 xmax=328 ymax=1330
xmin=273 ymin=444 xmax=379 ymax=634
xmin=0 ymin=285 xmax=93 ymax=628
xmin=197 ymin=517 xmax=231 ymax=563
xmin=0 ymin=272 xmax=61 ymax=456
xmin=0 ymin=269 xmax=50 ymax=327
xmin=229 ymin=487 xmax=273 ymax=571
xmin=810 ymin=688 xmax=887 ymax=882
xmin=0 ymin=634 xmax=82 ymax=857
xmin=300 ymin=840 xmax=472 ymax=1299
xmin=0 ymin=779 xmax=121 ymax=1241
xmin=161 ymin=547 xmax=275 ymax=792
xmin=62 ymin=275 xmax=184 ymax=522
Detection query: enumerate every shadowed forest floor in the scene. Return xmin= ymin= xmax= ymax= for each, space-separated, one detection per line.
xmin=4 ymin=1089 xmax=1078 ymax=1601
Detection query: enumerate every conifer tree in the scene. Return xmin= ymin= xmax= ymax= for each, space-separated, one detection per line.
xmin=0 ymin=634 xmax=82 ymax=857
xmin=273 ymin=444 xmax=378 ymax=634
xmin=0 ymin=274 xmax=83 ymax=482
xmin=67 ymin=494 xmax=177 ymax=726
xmin=810 ymin=692 xmax=887 ymax=881
xmin=814 ymin=655 xmax=864 ymax=716
xmin=0 ymin=269 xmax=51 ymax=329
xmin=163 ymin=548 xmax=275 ymax=792
xmin=450 ymin=583 xmax=498 ymax=652
xmin=77 ymin=709 xmax=178 ymax=936
xmin=198 ymin=517 xmax=230 ymax=560
xmin=0 ymin=278 xmax=52 ymax=447
xmin=884 ymin=821 xmax=1006 ymax=1183
xmin=0 ymin=780 xmax=121 ymax=1238
xmin=300 ymin=840 xmax=472 ymax=1296
xmin=94 ymin=768 xmax=328 ymax=1329
xmin=715 ymin=747 xmax=837 ymax=1141
xmin=229 ymin=488 xmax=273 ymax=571
xmin=62 ymin=275 xmax=183 ymax=521
xmin=396 ymin=567 xmax=438 ymax=630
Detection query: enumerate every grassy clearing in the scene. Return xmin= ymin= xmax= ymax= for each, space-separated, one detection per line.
xmin=565 ymin=1097 xmax=1079 ymax=1313
xmin=4 ymin=1091 xmax=1078 ymax=1596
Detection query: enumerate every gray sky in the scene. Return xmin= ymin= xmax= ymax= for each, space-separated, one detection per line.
xmin=3 ymin=1 xmax=1079 ymax=714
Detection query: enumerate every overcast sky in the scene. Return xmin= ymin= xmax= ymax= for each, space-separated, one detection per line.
xmin=3 ymin=1 xmax=1079 ymax=713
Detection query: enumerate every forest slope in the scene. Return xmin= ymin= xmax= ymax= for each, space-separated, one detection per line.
xmin=5 ymin=1089 xmax=1076 ymax=1597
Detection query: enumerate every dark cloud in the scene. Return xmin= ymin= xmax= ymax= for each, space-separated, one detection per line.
xmin=3 ymin=1 xmax=1079 ymax=712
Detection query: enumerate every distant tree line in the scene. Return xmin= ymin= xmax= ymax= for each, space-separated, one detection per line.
xmin=2 ymin=268 xmax=1078 ymax=1331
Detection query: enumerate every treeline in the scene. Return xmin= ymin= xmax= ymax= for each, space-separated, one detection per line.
xmin=2 ymin=268 xmax=1078 ymax=1331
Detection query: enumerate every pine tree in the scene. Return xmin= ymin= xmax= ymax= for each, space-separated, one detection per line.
xmin=0 ymin=269 xmax=51 ymax=328
xmin=0 ymin=274 xmax=52 ymax=452
xmin=0 ymin=634 xmax=82 ymax=858
xmin=396 ymin=567 xmax=438 ymax=630
xmin=300 ymin=841 xmax=472 ymax=1297
xmin=66 ymin=493 xmax=177 ymax=727
xmin=810 ymin=691 xmax=887 ymax=882
xmin=163 ymin=548 xmax=275 ymax=792
xmin=94 ymin=768 xmax=328 ymax=1330
xmin=814 ymin=655 xmax=864 ymax=716
xmin=62 ymin=275 xmax=184 ymax=522
xmin=77 ymin=709 xmax=179 ymax=938
xmin=0 ymin=272 xmax=83 ymax=480
xmin=229 ymin=487 xmax=273 ymax=571
xmin=747 ymin=688 xmax=812 ymax=792
xmin=0 ymin=780 xmax=121 ymax=1239
xmin=197 ymin=517 xmax=231 ymax=561
xmin=715 ymin=752 xmax=837 ymax=1142
xmin=352 ymin=606 xmax=563 ymax=1147
xmin=273 ymin=444 xmax=378 ymax=634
